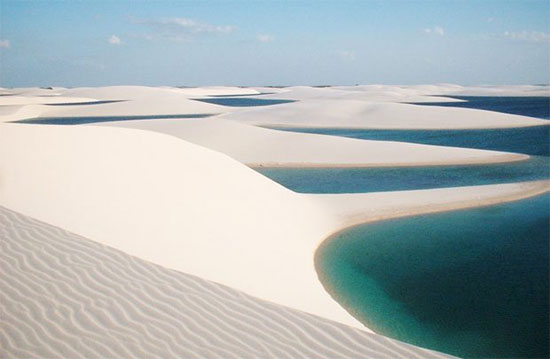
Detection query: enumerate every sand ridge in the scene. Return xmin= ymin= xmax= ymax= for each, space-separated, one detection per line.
xmin=97 ymin=117 xmax=529 ymax=167
xmin=220 ymin=98 xmax=548 ymax=129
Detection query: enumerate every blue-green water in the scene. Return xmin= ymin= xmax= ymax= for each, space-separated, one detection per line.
xmin=270 ymin=96 xmax=549 ymax=157
xmin=259 ymin=97 xmax=549 ymax=193
xmin=259 ymin=96 xmax=549 ymax=358
xmin=12 ymin=113 xmax=215 ymax=125
xmin=271 ymin=126 xmax=549 ymax=157
xmin=411 ymin=96 xmax=550 ymax=119
xmin=192 ymin=97 xmax=294 ymax=107
xmin=315 ymin=194 xmax=550 ymax=358
xmin=257 ymin=156 xmax=549 ymax=193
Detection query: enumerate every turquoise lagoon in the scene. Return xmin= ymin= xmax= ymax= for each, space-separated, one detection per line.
xmin=315 ymin=194 xmax=549 ymax=358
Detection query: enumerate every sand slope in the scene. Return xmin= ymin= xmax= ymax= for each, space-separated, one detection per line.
xmin=311 ymin=180 xmax=550 ymax=231
xmin=221 ymin=99 xmax=548 ymax=129
xmin=254 ymin=85 xmax=462 ymax=103
xmin=99 ymin=117 xmax=527 ymax=167
xmin=0 ymin=95 xmax=97 ymax=106
xmin=259 ymin=84 xmax=550 ymax=100
xmin=0 ymin=86 xmax=230 ymax=122
xmin=0 ymin=122 xmax=358 ymax=328
xmin=0 ymin=206 xmax=455 ymax=359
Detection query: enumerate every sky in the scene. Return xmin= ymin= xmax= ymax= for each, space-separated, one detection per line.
xmin=1 ymin=0 xmax=549 ymax=87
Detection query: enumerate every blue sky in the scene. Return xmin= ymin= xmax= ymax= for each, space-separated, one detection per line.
xmin=1 ymin=0 xmax=549 ymax=87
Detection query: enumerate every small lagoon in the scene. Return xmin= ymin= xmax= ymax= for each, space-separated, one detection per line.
xmin=45 ymin=100 xmax=126 ymax=106
xmin=412 ymin=96 xmax=550 ymax=119
xmin=12 ymin=113 xmax=215 ymax=125
xmin=193 ymin=97 xmax=294 ymax=107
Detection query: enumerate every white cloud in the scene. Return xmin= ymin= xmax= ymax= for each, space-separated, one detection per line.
xmin=257 ymin=34 xmax=274 ymax=43
xmin=108 ymin=35 xmax=122 ymax=45
xmin=337 ymin=50 xmax=355 ymax=62
xmin=504 ymin=30 xmax=550 ymax=43
xmin=148 ymin=17 xmax=234 ymax=34
xmin=424 ymin=26 xmax=445 ymax=36
xmin=134 ymin=17 xmax=235 ymax=42
xmin=0 ymin=39 xmax=10 ymax=48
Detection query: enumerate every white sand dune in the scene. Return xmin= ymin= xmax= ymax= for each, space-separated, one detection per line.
xmin=0 ymin=87 xmax=228 ymax=122
xmin=174 ymin=86 xmax=261 ymax=97
xmin=0 ymin=122 xmax=356 ymax=328
xmin=2 ymin=123 xmax=548 ymax=333
xmin=311 ymin=180 xmax=550 ymax=231
xmin=98 ymin=117 xmax=527 ymax=167
xmin=1 ymin=85 xmax=548 ymax=357
xmin=418 ymin=84 xmax=550 ymax=97
xmin=262 ymin=84 xmax=550 ymax=100
xmin=221 ymin=99 xmax=548 ymax=129
xmin=3 ymin=85 xmax=547 ymax=129
xmin=331 ymin=84 xmax=550 ymax=97
xmin=254 ymin=85 xmax=463 ymax=103
xmin=0 ymin=104 xmax=52 ymax=122
xmin=0 ymin=206 xmax=455 ymax=359
xmin=0 ymin=87 xmax=68 ymax=96
xmin=0 ymin=95 xmax=98 ymax=106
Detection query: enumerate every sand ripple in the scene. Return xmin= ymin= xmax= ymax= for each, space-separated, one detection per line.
xmin=0 ymin=206 xmax=454 ymax=358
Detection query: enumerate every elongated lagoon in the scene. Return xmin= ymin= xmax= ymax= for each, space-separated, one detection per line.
xmin=411 ymin=96 xmax=550 ymax=119
xmin=270 ymin=125 xmax=549 ymax=157
xmin=315 ymin=194 xmax=549 ymax=358
xmin=12 ymin=113 xmax=216 ymax=125
xmin=257 ymin=156 xmax=549 ymax=193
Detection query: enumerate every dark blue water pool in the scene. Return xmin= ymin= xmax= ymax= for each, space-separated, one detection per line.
xmin=270 ymin=126 xmax=549 ymax=157
xmin=45 ymin=100 xmax=126 ymax=106
xmin=192 ymin=97 xmax=294 ymax=107
xmin=259 ymin=96 xmax=549 ymax=193
xmin=411 ymin=96 xmax=550 ymax=119
xmin=12 ymin=113 xmax=216 ymax=125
